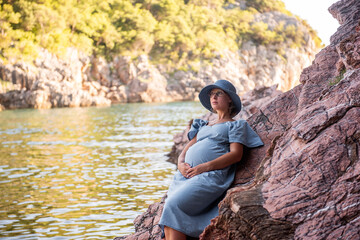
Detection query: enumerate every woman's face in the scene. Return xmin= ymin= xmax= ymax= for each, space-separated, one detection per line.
xmin=209 ymin=88 xmax=232 ymax=114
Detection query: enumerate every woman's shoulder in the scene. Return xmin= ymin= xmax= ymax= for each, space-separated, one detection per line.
xmin=226 ymin=119 xmax=264 ymax=147
xmin=226 ymin=119 xmax=248 ymax=129
xmin=187 ymin=118 xmax=208 ymax=140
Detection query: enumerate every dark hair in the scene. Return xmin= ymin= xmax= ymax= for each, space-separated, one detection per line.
xmin=229 ymin=101 xmax=236 ymax=117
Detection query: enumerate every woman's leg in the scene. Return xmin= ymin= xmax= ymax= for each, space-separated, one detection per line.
xmin=164 ymin=226 xmax=186 ymax=240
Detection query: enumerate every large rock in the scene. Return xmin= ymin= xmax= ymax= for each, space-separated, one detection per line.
xmin=201 ymin=0 xmax=360 ymax=238
xmin=126 ymin=55 xmax=171 ymax=103
xmin=118 ymin=0 xmax=360 ymax=239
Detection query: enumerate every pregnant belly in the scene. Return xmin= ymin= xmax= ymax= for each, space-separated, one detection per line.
xmin=185 ymin=139 xmax=228 ymax=167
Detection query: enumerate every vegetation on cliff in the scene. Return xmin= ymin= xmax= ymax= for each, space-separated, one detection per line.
xmin=1 ymin=0 xmax=322 ymax=67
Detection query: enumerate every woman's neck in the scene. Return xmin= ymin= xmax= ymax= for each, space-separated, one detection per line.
xmin=208 ymin=113 xmax=233 ymax=126
xmin=216 ymin=111 xmax=231 ymax=121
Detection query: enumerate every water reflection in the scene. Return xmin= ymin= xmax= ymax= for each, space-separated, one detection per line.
xmin=0 ymin=102 xmax=207 ymax=239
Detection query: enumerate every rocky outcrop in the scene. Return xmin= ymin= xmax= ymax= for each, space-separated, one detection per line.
xmin=198 ymin=9 xmax=318 ymax=93
xmin=117 ymin=0 xmax=360 ymax=239
xmin=114 ymin=197 xmax=166 ymax=240
xmin=0 ymin=49 xmax=111 ymax=109
xmin=165 ymin=41 xmax=314 ymax=102
xmin=89 ymin=55 xmax=171 ymax=103
xmin=165 ymin=11 xmax=318 ymax=99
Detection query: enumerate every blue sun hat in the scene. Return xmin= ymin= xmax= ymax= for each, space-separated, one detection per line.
xmin=199 ymin=79 xmax=242 ymax=116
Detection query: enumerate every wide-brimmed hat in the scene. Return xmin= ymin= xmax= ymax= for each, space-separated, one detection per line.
xmin=199 ymin=79 xmax=242 ymax=116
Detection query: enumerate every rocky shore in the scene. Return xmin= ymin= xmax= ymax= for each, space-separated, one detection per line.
xmin=0 ymin=10 xmax=318 ymax=110
xmin=116 ymin=0 xmax=360 ymax=239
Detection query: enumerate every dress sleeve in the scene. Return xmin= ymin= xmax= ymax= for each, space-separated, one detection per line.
xmin=228 ymin=120 xmax=264 ymax=148
xmin=187 ymin=119 xmax=208 ymax=141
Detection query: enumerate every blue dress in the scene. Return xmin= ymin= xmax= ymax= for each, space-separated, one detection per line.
xmin=159 ymin=119 xmax=264 ymax=237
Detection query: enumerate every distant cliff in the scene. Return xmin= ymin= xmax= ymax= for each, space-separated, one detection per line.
xmin=0 ymin=39 xmax=317 ymax=110
xmin=116 ymin=0 xmax=360 ymax=239
xmin=0 ymin=1 xmax=319 ymax=110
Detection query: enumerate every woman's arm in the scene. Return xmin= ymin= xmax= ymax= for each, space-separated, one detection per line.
xmin=186 ymin=142 xmax=243 ymax=178
xmin=177 ymin=136 xmax=197 ymax=177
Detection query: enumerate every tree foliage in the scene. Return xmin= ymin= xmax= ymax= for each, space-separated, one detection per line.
xmin=0 ymin=0 xmax=322 ymax=67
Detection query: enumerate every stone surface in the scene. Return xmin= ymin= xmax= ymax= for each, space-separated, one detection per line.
xmin=117 ymin=0 xmax=360 ymax=239
xmin=0 ymin=48 xmax=111 ymax=109
xmin=201 ymin=0 xmax=360 ymax=238
xmin=115 ymin=197 xmax=166 ymax=240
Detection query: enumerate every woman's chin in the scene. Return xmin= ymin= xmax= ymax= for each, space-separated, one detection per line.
xmin=212 ymin=106 xmax=223 ymax=112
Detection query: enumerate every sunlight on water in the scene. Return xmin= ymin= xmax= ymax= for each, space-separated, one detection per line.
xmin=0 ymin=102 xmax=207 ymax=239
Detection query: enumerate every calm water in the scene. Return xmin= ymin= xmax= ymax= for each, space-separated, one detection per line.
xmin=0 ymin=102 xmax=207 ymax=239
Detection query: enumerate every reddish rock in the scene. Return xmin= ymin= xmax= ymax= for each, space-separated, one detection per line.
xmin=329 ymin=0 xmax=360 ymax=45
xmin=116 ymin=197 xmax=165 ymax=240
xmin=117 ymin=0 xmax=360 ymax=239
xmin=201 ymin=0 xmax=360 ymax=238
xmin=336 ymin=32 xmax=360 ymax=71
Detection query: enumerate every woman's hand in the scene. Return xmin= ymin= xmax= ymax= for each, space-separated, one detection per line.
xmin=186 ymin=163 xmax=209 ymax=178
xmin=177 ymin=136 xmax=197 ymax=178
xmin=178 ymin=162 xmax=191 ymax=178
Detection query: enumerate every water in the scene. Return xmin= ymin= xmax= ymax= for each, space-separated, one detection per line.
xmin=0 ymin=102 xmax=207 ymax=239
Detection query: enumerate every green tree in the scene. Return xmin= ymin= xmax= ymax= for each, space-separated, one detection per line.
xmin=111 ymin=0 xmax=157 ymax=55
xmin=0 ymin=0 xmax=321 ymax=67
xmin=0 ymin=2 xmax=37 ymax=61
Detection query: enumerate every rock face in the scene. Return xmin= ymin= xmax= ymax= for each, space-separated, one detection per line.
xmin=165 ymin=39 xmax=315 ymax=102
xmin=89 ymin=55 xmax=171 ymax=103
xmin=0 ymin=49 xmax=111 ymax=109
xmin=118 ymin=0 xmax=360 ymax=239
xmin=0 ymin=10 xmax=318 ymax=110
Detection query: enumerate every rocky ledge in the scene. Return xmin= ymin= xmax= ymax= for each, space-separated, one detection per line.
xmin=117 ymin=0 xmax=360 ymax=239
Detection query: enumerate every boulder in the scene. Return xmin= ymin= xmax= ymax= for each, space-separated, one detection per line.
xmin=125 ymin=55 xmax=170 ymax=103
xmin=106 ymin=86 xmax=127 ymax=104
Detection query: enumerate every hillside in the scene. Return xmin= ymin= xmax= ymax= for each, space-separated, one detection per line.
xmin=0 ymin=0 xmax=321 ymax=109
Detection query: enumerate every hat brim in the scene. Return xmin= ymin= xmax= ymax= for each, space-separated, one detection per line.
xmin=199 ymin=85 xmax=242 ymax=116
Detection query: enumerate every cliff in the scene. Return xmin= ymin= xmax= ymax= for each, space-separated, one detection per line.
xmin=0 ymin=9 xmax=317 ymax=110
xmin=117 ymin=0 xmax=360 ymax=239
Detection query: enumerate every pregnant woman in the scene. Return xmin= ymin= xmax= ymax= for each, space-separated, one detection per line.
xmin=159 ymin=79 xmax=264 ymax=239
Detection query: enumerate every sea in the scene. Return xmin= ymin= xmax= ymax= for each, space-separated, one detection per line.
xmin=0 ymin=102 xmax=207 ymax=239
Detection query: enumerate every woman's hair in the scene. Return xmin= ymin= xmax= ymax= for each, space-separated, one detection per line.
xmin=228 ymin=101 xmax=236 ymax=117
